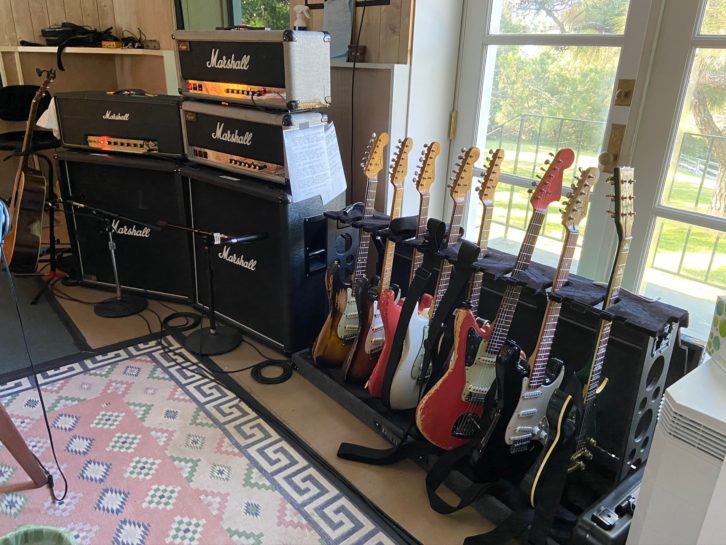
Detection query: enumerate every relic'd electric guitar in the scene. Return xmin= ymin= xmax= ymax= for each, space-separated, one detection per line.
xmin=366 ymin=141 xmax=441 ymax=397
xmin=3 ymin=68 xmax=55 ymax=273
xmin=343 ymin=138 xmax=413 ymax=382
xmin=388 ymin=147 xmax=480 ymax=410
xmin=415 ymin=149 xmax=573 ymax=449
xmin=469 ymin=167 xmax=598 ymax=482
xmin=312 ymin=133 xmax=389 ymax=367
xmin=525 ymin=167 xmax=634 ymax=507
xmin=415 ymin=149 xmax=505 ymax=449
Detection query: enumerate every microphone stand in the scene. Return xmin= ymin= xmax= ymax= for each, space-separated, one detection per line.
xmin=157 ymin=220 xmax=267 ymax=356
xmin=64 ymin=200 xmax=161 ymax=318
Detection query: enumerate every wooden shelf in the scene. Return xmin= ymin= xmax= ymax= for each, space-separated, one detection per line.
xmin=0 ymin=45 xmax=171 ymax=56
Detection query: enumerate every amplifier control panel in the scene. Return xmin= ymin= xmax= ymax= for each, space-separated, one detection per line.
xmin=191 ymin=147 xmax=284 ymax=177
xmin=87 ymin=136 xmax=159 ymax=154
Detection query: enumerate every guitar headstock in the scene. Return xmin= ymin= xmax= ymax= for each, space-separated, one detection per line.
xmin=34 ymin=68 xmax=56 ymax=101
xmin=530 ymin=148 xmax=576 ymax=211
xmin=608 ymin=166 xmax=636 ymax=241
xmin=414 ymin=141 xmax=441 ymax=195
xmin=361 ymin=132 xmax=389 ymax=179
xmin=561 ymin=167 xmax=599 ymax=232
xmin=478 ymin=148 xmax=505 ymax=205
xmin=389 ymin=137 xmax=414 ymax=189
xmin=449 ymin=147 xmax=481 ymax=203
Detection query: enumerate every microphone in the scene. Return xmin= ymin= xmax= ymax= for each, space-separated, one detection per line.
xmin=223 ymin=233 xmax=268 ymax=245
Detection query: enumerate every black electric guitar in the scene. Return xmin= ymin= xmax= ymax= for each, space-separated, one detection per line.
xmin=524 ymin=167 xmax=635 ymax=506
xmin=468 ymin=167 xmax=599 ymax=483
xmin=3 ymin=68 xmax=55 ymax=273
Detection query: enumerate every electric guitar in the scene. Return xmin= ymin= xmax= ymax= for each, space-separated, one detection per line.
xmin=415 ymin=148 xmax=505 ymax=449
xmin=312 ymin=133 xmax=389 ymax=367
xmin=388 ymin=146 xmax=480 ymax=410
xmin=366 ymin=141 xmax=441 ymax=397
xmin=415 ymin=149 xmax=573 ymax=449
xmin=343 ymin=137 xmax=413 ymax=382
xmin=2 ymin=68 xmax=55 ymax=273
xmin=525 ymin=167 xmax=634 ymax=507
xmin=469 ymin=167 xmax=598 ymax=482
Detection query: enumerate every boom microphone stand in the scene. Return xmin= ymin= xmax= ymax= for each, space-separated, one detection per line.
xmin=64 ymin=200 xmax=161 ymax=318
xmin=157 ymin=220 xmax=267 ymax=356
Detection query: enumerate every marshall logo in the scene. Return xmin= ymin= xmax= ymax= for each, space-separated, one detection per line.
xmin=218 ymin=246 xmax=257 ymax=271
xmin=211 ymin=122 xmax=253 ymax=146
xmin=206 ymin=48 xmax=251 ymax=71
xmin=112 ymin=220 xmax=151 ymax=238
xmin=103 ymin=110 xmax=130 ymax=121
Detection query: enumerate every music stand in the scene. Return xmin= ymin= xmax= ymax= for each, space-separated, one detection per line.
xmin=65 ymin=201 xmax=161 ymax=318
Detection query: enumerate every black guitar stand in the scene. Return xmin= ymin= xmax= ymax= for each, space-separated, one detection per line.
xmin=31 ymin=171 xmax=65 ymax=306
xmin=64 ymin=200 xmax=159 ymax=318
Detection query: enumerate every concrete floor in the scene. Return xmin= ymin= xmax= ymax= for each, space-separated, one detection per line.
xmin=51 ymin=281 xmax=495 ymax=545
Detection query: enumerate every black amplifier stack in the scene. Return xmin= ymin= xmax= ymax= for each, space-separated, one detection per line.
xmin=56 ymin=29 xmax=349 ymax=353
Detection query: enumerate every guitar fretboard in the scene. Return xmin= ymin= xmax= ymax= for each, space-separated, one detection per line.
xmin=409 ymin=193 xmax=430 ymax=285
xmin=431 ymin=200 xmax=465 ymax=314
xmin=469 ymin=200 xmax=496 ymax=312
xmin=486 ymin=209 xmax=547 ymax=353
xmin=353 ymin=176 xmax=379 ymax=282
xmin=380 ymin=185 xmax=405 ymax=292
xmin=576 ymin=239 xmax=630 ymax=451
xmin=528 ymin=229 xmax=578 ymax=390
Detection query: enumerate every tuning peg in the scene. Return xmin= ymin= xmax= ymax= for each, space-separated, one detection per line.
xmin=606 ymin=193 xmax=615 ymax=198
xmin=570 ymin=183 xmax=577 ymax=189
xmin=574 ymin=176 xmax=581 ymax=182
xmin=561 ymin=200 xmax=568 ymax=206
xmin=559 ymin=208 xmax=566 ymax=214
xmin=583 ymin=182 xmax=591 ymax=187
xmin=607 ymin=176 xmax=614 ymax=184
xmin=489 ymin=148 xmax=494 ymax=154
xmin=629 ymin=195 xmax=635 ymax=200
xmin=576 ymin=199 xmax=582 ymax=204
xmin=606 ymin=210 xmax=615 ymax=216
xmin=528 ymin=189 xmax=534 ymax=194
xmin=543 ymin=159 xmax=551 ymax=165
xmin=535 ymin=174 xmax=542 ymax=180
xmin=531 ymin=181 xmax=538 ymax=187
xmin=461 ymin=147 xmax=467 ymax=153
xmin=566 ymin=192 xmax=573 ymax=198
xmin=549 ymin=152 xmax=555 ymax=157
xmin=578 ymin=167 xmax=584 ymax=173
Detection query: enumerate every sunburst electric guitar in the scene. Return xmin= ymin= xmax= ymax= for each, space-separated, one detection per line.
xmin=366 ymin=141 xmax=441 ymax=397
xmin=343 ymin=138 xmax=413 ymax=382
xmin=469 ymin=167 xmax=599 ymax=483
xmin=312 ymin=133 xmax=389 ymax=367
xmin=525 ymin=167 xmax=636 ymax=506
xmin=3 ymin=68 xmax=56 ymax=273
xmin=387 ymin=147 xmax=481 ymax=410
xmin=415 ymin=149 xmax=505 ymax=449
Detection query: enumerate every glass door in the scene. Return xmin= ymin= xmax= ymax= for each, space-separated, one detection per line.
xmin=451 ymin=0 xmax=652 ymax=270
xmin=628 ymin=0 xmax=726 ymax=341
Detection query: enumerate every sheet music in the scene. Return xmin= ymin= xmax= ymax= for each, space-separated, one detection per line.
xmin=284 ymin=121 xmax=347 ymax=204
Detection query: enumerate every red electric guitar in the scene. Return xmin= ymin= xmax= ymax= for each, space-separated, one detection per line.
xmin=416 ymin=148 xmax=574 ymax=449
xmin=343 ymin=137 xmax=413 ymax=382
xmin=366 ymin=141 xmax=441 ymax=397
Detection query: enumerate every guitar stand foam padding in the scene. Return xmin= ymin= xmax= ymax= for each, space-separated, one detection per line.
xmin=469 ymin=248 xmax=518 ymax=279
xmin=324 ymin=205 xmax=389 ymax=225
xmin=557 ymin=275 xmax=608 ymax=307
xmin=507 ymin=262 xmax=555 ymax=295
xmin=354 ymin=217 xmax=392 ymax=233
xmin=604 ymin=289 xmax=689 ymax=336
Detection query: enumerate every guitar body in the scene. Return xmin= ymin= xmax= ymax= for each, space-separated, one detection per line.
xmin=389 ymin=308 xmax=431 ymax=410
xmin=4 ymin=170 xmax=46 ymax=273
xmin=343 ymin=276 xmax=378 ymax=383
xmin=416 ymin=308 xmax=493 ymax=450
xmin=367 ymin=289 xmax=433 ymax=397
xmin=522 ymin=388 xmax=576 ymax=507
xmin=312 ymin=262 xmax=353 ymax=367
xmin=469 ymin=341 xmax=542 ymax=484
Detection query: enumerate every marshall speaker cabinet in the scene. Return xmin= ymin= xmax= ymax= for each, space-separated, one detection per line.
xmin=183 ymin=164 xmax=345 ymax=353
xmin=174 ymin=29 xmax=331 ymax=111
xmin=55 ymin=92 xmax=184 ymax=157
xmin=59 ymin=151 xmax=194 ymax=300
xmin=181 ymin=100 xmax=326 ymax=184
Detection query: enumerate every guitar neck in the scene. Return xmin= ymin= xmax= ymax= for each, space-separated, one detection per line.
xmin=380 ymin=187 xmax=405 ymax=292
xmin=353 ymin=175 xmax=379 ymax=282
xmin=431 ymin=200 xmax=465 ymax=314
xmin=409 ymin=193 xmax=430 ymax=284
xmin=468 ymin=202 xmax=496 ymax=312
xmin=529 ymin=229 xmax=579 ymax=389
xmin=576 ymin=238 xmax=630 ymax=450
xmin=486 ymin=208 xmax=547 ymax=353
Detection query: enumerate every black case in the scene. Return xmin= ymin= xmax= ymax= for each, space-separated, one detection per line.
xmin=55 ymin=92 xmax=185 ymax=157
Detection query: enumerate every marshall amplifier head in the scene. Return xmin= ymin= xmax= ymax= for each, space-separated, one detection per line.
xmin=181 ymin=100 xmax=327 ymax=185
xmin=55 ymin=91 xmax=185 ymax=157
xmin=174 ymin=29 xmax=331 ymax=111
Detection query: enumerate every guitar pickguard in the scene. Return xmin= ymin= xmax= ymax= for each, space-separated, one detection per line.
xmin=364 ymin=300 xmax=384 ymax=355
xmin=336 ymin=287 xmax=359 ymax=341
xmin=504 ymin=368 xmax=564 ymax=451
xmin=390 ymin=309 xmax=430 ymax=410
xmin=462 ymin=330 xmax=497 ymax=404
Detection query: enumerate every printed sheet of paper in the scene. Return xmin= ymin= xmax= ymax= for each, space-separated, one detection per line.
xmin=284 ymin=121 xmax=347 ymax=204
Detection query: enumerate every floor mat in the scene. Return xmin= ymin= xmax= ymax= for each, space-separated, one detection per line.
xmin=0 ymin=338 xmax=398 ymax=545
xmin=0 ymin=275 xmax=86 ymax=382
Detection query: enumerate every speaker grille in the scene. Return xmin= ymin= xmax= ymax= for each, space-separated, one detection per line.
xmin=660 ymin=397 xmax=726 ymax=461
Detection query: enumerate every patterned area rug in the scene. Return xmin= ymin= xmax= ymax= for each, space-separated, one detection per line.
xmin=0 ymin=338 xmax=398 ymax=545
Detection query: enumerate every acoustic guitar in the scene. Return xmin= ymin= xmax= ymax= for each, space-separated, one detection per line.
xmin=2 ymin=68 xmax=55 ymax=273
